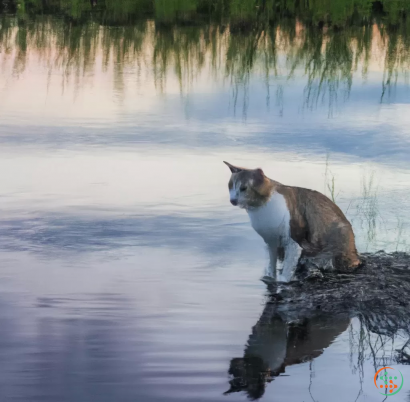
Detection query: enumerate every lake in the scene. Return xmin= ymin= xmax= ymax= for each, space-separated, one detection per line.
xmin=1 ymin=0 xmax=410 ymax=401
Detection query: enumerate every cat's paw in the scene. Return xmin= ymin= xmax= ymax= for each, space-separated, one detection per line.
xmin=261 ymin=275 xmax=276 ymax=285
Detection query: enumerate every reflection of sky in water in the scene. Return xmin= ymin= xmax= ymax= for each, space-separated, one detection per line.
xmin=1 ymin=22 xmax=410 ymax=402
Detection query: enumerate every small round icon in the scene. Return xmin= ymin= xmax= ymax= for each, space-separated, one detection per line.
xmin=374 ymin=367 xmax=403 ymax=396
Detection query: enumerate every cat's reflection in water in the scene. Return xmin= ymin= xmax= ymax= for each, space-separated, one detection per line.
xmin=225 ymin=252 xmax=410 ymax=400
xmin=224 ymin=300 xmax=350 ymax=400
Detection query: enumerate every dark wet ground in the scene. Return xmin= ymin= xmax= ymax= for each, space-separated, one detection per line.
xmin=276 ymin=252 xmax=410 ymax=319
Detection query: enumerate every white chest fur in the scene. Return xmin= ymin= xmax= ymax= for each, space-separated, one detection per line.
xmin=247 ymin=192 xmax=291 ymax=244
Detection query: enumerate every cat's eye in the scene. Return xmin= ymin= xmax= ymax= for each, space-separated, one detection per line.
xmin=240 ymin=186 xmax=247 ymax=192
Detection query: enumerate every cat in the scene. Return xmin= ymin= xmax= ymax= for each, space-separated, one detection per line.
xmin=224 ymin=161 xmax=360 ymax=281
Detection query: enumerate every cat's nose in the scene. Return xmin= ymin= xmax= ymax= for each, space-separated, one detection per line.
xmin=230 ymin=199 xmax=238 ymax=206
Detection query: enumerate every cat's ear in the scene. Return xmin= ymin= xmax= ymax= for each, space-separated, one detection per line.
xmin=253 ymin=168 xmax=265 ymax=185
xmin=223 ymin=161 xmax=244 ymax=174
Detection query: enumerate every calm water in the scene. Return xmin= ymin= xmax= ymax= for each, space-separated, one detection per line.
xmin=1 ymin=1 xmax=410 ymax=401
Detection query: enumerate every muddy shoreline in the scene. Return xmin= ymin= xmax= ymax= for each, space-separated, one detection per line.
xmin=269 ymin=252 xmax=410 ymax=333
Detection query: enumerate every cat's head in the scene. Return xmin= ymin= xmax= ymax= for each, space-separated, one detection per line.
xmin=224 ymin=161 xmax=273 ymax=209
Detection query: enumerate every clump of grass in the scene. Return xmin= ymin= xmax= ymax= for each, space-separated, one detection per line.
xmin=395 ymin=218 xmax=405 ymax=252
xmin=324 ymin=153 xmax=339 ymax=203
xmin=323 ymin=156 xmax=410 ymax=253
xmin=388 ymin=218 xmax=410 ymax=253
xmin=355 ymin=171 xmax=379 ymax=246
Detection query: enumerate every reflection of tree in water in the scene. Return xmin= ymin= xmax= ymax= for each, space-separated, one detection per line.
xmin=224 ymin=252 xmax=410 ymax=400
xmin=0 ymin=0 xmax=410 ymax=114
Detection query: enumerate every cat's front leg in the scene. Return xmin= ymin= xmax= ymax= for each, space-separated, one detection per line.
xmin=265 ymin=240 xmax=279 ymax=280
xmin=280 ymin=239 xmax=302 ymax=282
